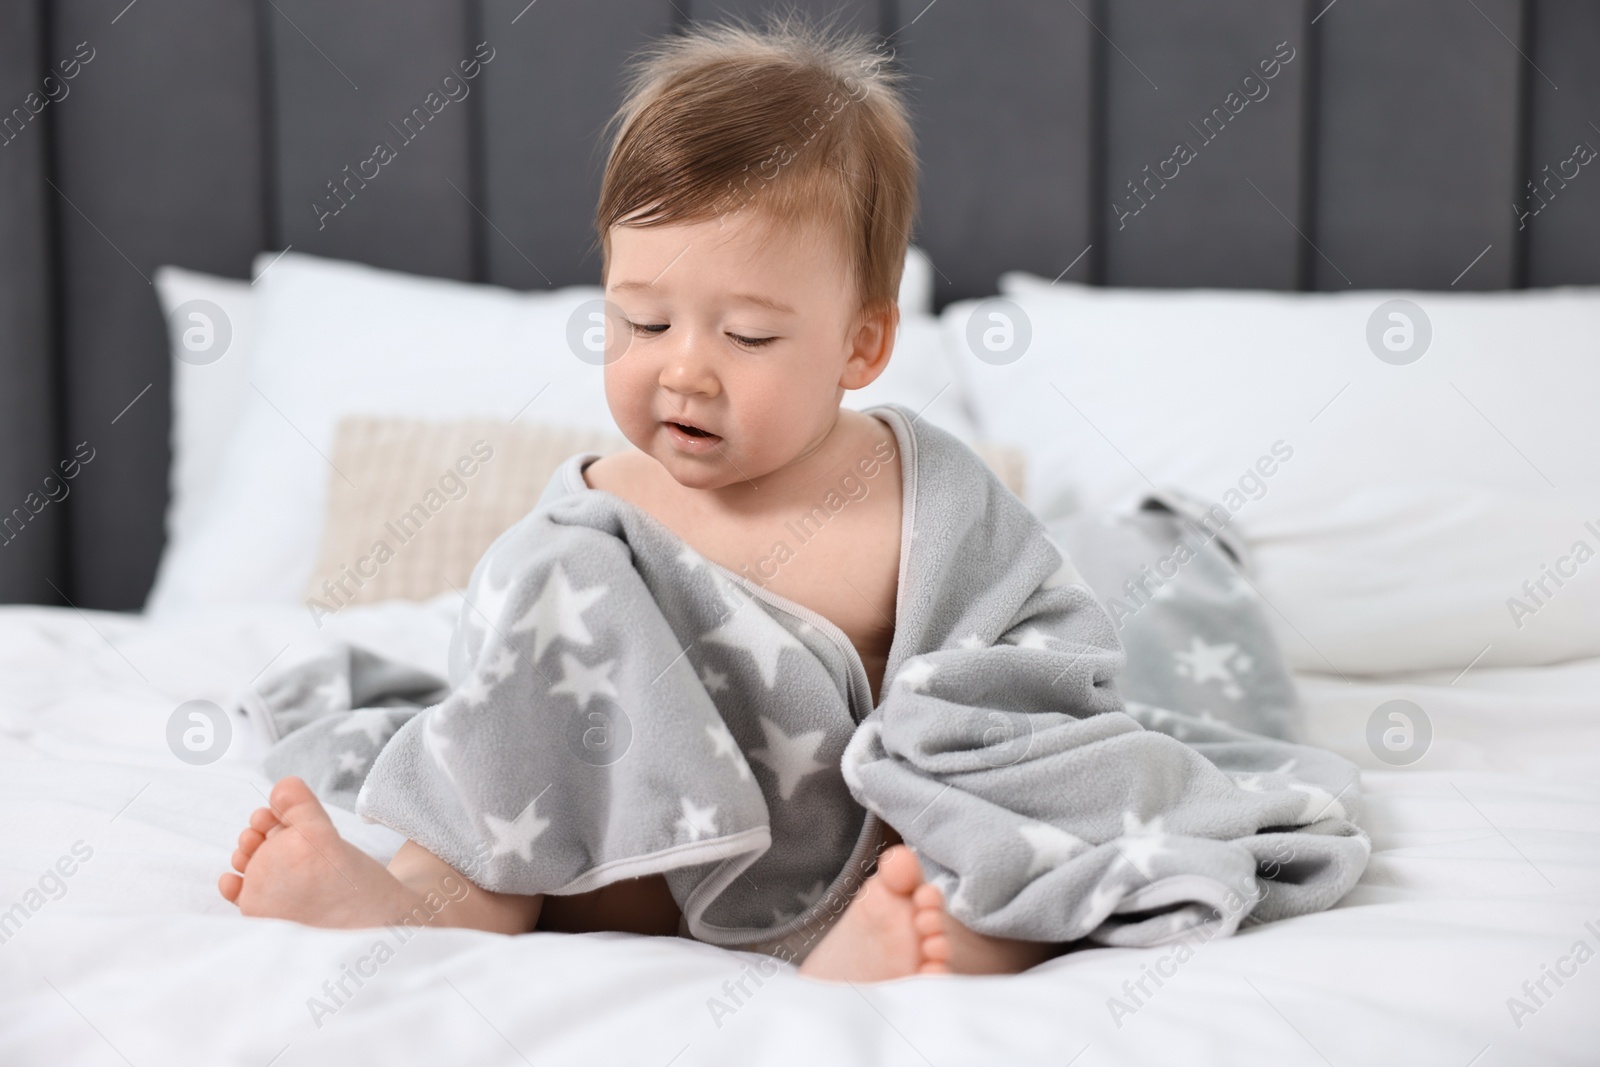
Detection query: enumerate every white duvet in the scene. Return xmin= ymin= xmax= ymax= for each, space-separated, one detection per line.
xmin=2 ymin=601 xmax=1597 ymax=1066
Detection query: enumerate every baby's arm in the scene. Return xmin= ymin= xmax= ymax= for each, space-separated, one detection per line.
xmin=387 ymin=839 xmax=542 ymax=934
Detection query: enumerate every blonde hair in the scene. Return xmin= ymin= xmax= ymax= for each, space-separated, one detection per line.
xmin=596 ymin=18 xmax=918 ymax=313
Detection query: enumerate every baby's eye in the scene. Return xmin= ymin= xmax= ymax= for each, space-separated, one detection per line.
xmin=728 ymin=332 xmax=777 ymax=349
xmin=627 ymin=320 xmax=668 ymax=337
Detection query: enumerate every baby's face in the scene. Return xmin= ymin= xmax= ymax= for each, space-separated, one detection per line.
xmin=603 ymin=211 xmax=890 ymax=491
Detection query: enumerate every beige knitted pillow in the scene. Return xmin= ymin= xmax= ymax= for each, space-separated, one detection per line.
xmin=305 ymin=417 xmax=1028 ymax=609
xmin=305 ymin=418 xmax=628 ymax=609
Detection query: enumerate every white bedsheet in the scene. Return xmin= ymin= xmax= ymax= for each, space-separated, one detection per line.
xmin=1 ymin=602 xmax=1596 ymax=1066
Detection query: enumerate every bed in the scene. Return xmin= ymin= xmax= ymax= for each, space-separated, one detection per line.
xmin=2 ymin=251 xmax=1598 ymax=1063
xmin=4 ymin=1 xmax=1599 ymax=1064
xmin=2 ymin=604 xmax=1597 ymax=1064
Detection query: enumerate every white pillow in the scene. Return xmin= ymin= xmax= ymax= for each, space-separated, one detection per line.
xmin=959 ymin=277 xmax=1600 ymax=519
xmin=898 ymin=244 xmax=935 ymax=317
xmin=150 ymin=267 xmax=255 ymax=566
xmin=947 ymin=277 xmax=1600 ymax=672
xmin=1250 ymin=484 xmax=1600 ymax=674
xmin=146 ymin=253 xmax=975 ymax=614
xmin=144 ymin=254 xmax=614 ymax=614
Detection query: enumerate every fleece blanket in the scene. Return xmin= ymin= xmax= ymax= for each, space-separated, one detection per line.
xmin=252 ymin=404 xmax=1369 ymax=953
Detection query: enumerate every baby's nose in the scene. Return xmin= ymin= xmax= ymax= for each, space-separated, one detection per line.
xmin=658 ymin=341 xmax=720 ymax=397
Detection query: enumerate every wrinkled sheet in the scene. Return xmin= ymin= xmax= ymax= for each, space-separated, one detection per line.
xmin=1 ymin=601 xmax=1597 ymax=1066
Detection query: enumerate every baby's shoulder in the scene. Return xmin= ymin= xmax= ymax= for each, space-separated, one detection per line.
xmin=579 ymin=448 xmax=646 ymax=497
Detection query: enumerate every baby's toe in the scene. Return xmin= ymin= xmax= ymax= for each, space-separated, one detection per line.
xmin=873 ymin=846 xmax=923 ymax=896
xmin=913 ymin=906 xmax=944 ymax=936
xmin=268 ymin=776 xmax=334 ymax=832
xmin=920 ymin=933 xmax=951 ymax=964
xmin=218 ymin=871 xmax=243 ymax=902
xmin=912 ymin=883 xmax=944 ymax=911
xmin=238 ymin=827 xmax=265 ymax=853
xmin=248 ymin=807 xmax=279 ymax=835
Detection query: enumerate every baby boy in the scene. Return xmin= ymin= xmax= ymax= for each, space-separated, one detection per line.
xmin=221 ymin=20 xmax=1129 ymax=982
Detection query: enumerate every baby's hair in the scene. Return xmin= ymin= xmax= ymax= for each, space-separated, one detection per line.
xmin=596 ymin=17 xmax=918 ymax=314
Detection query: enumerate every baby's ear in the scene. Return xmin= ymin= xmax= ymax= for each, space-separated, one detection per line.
xmin=841 ymin=301 xmax=898 ymax=390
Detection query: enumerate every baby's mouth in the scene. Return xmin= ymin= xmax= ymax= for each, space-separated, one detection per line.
xmin=665 ymin=420 xmax=720 ymax=440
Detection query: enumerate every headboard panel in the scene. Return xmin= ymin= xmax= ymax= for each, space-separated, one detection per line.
xmin=1099 ymin=0 xmax=1309 ymax=288
xmin=479 ymin=0 xmax=678 ymax=289
xmin=1312 ymin=0 xmax=1525 ymax=289
xmin=272 ymin=0 xmax=479 ymax=281
xmin=902 ymin=1 xmax=1095 ymax=298
xmin=2 ymin=0 xmax=1596 ymax=609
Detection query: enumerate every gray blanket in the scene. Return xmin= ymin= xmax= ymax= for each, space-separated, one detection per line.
xmin=252 ymin=404 xmax=1369 ymax=951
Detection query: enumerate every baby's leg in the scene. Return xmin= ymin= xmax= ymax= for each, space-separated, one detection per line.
xmin=800 ymin=841 xmax=1059 ymax=982
xmin=219 ymin=776 xmax=539 ymax=934
xmin=537 ymin=875 xmax=681 ymax=936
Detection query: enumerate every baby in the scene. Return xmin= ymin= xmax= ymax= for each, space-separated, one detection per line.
xmin=221 ymin=21 xmax=1093 ymax=982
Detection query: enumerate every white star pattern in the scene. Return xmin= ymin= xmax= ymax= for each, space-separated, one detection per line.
xmin=484 ymin=644 xmax=519 ymax=682
xmin=510 ymin=564 xmax=608 ymax=662
xmin=894 ymin=657 xmax=937 ymax=693
xmin=1010 ymin=626 xmax=1055 ymax=650
xmin=678 ymin=545 xmax=707 ymax=571
xmin=705 ymin=721 xmax=752 ymax=780
xmin=699 ymin=665 xmax=729 ymax=694
xmin=676 ymin=797 xmax=719 ymax=842
xmin=710 ymin=572 xmax=752 ymax=612
xmin=457 ymin=671 xmax=496 ymax=708
xmin=549 ymin=652 xmax=619 ymax=711
xmin=795 ymin=880 xmax=828 ymax=909
xmin=701 ymin=601 xmax=804 ymax=689
xmin=1232 ymin=774 xmax=1266 ymax=792
xmin=1114 ymin=811 xmax=1169 ymax=880
xmin=484 ymin=790 xmax=551 ymax=862
xmin=956 ymin=633 xmax=986 ymax=650
xmin=1084 ymin=878 xmax=1122 ymax=923
xmin=423 ymin=715 xmax=455 ymax=779
xmin=1114 ymin=833 xmax=1170 ymax=880
xmin=333 ymin=709 xmax=395 ymax=748
xmin=749 ymin=716 xmax=827 ymax=801
xmin=1123 ymin=812 xmax=1165 ymax=836
xmin=309 ymin=677 xmax=345 ymax=711
xmin=465 ymin=564 xmax=515 ymax=635
xmin=1019 ymin=822 xmax=1088 ymax=877
xmin=337 ymin=750 xmax=367 ymax=774
xmin=1173 ymin=636 xmax=1248 ymax=699
xmin=1289 ymin=782 xmax=1346 ymax=824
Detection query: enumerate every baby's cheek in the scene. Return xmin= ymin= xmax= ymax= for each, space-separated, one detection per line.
xmin=603 ymin=361 xmax=650 ymax=426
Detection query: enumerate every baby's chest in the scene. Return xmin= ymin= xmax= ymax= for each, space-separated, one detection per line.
xmin=702 ymin=507 xmax=900 ymax=696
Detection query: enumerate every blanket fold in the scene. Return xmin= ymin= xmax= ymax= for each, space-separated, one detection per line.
xmin=255 ymin=403 xmax=1368 ymax=950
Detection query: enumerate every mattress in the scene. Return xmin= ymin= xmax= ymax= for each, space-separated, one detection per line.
xmin=1 ymin=600 xmax=1596 ymax=1065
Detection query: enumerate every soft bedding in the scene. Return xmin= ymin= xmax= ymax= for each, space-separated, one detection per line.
xmin=2 ymin=598 xmax=1597 ymax=1064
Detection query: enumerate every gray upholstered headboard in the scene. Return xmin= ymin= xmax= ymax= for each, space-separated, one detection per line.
xmin=1 ymin=0 xmax=1596 ymax=610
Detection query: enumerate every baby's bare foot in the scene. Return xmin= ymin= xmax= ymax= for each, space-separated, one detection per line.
xmin=913 ymin=882 xmax=1055 ymax=976
xmin=219 ymin=776 xmax=429 ymax=929
xmin=800 ymin=845 xmax=943 ymax=982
